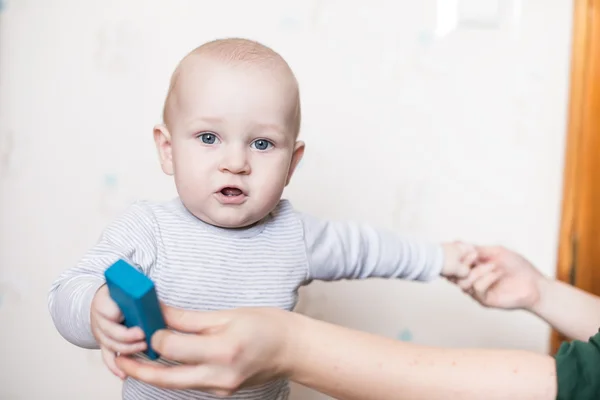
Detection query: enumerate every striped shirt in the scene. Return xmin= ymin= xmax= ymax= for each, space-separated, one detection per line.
xmin=48 ymin=197 xmax=443 ymax=399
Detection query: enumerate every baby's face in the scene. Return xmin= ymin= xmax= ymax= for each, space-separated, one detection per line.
xmin=156 ymin=56 xmax=303 ymax=228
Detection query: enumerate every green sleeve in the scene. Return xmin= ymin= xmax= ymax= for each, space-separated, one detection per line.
xmin=554 ymin=330 xmax=600 ymax=399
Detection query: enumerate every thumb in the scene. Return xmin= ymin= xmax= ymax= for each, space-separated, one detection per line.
xmin=95 ymin=287 xmax=123 ymax=321
xmin=161 ymin=304 xmax=231 ymax=333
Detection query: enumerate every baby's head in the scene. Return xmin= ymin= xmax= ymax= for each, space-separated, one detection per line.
xmin=154 ymin=38 xmax=304 ymax=229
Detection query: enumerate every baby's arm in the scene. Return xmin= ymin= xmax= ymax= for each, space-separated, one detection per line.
xmin=299 ymin=213 xmax=469 ymax=282
xmin=48 ymin=202 xmax=158 ymax=349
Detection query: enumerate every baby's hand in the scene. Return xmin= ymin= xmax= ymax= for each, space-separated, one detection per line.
xmin=440 ymin=241 xmax=477 ymax=279
xmin=91 ymin=285 xmax=146 ymax=379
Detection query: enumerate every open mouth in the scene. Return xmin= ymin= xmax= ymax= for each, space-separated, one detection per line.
xmin=219 ymin=187 xmax=244 ymax=197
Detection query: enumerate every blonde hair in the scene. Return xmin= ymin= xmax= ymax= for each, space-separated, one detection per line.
xmin=162 ymin=38 xmax=301 ymax=137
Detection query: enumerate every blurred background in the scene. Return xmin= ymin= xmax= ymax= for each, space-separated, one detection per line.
xmin=0 ymin=0 xmax=575 ymax=399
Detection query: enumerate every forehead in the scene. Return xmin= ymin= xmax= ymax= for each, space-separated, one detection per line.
xmin=171 ymin=57 xmax=298 ymax=131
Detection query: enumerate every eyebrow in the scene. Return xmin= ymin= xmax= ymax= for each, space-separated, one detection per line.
xmin=256 ymin=122 xmax=286 ymax=136
xmin=255 ymin=123 xmax=294 ymax=144
xmin=194 ymin=116 xmax=223 ymax=125
xmin=184 ymin=117 xmax=289 ymax=139
xmin=181 ymin=116 xmax=222 ymax=133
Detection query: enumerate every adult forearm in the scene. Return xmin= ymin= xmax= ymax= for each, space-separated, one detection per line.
xmin=285 ymin=314 xmax=557 ymax=400
xmin=530 ymin=278 xmax=600 ymax=341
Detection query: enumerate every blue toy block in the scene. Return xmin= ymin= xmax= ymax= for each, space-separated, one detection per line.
xmin=104 ymin=259 xmax=166 ymax=360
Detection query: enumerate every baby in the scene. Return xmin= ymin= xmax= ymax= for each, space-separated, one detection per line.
xmin=48 ymin=38 xmax=476 ymax=400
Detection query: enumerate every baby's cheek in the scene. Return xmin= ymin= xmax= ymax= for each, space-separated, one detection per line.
xmin=260 ymin=163 xmax=289 ymax=188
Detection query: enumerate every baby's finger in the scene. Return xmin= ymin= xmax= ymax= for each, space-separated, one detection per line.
xmin=453 ymin=264 xmax=471 ymax=280
xmin=102 ymin=346 xmax=125 ymax=379
xmin=462 ymin=250 xmax=478 ymax=268
xmin=93 ymin=286 xmax=123 ymax=321
xmin=457 ymin=262 xmax=495 ymax=291
xmin=97 ymin=301 xmax=123 ymax=322
xmin=97 ymin=326 xmax=147 ymax=355
xmin=98 ymin=317 xmax=145 ymax=343
xmin=107 ymin=336 xmax=147 ymax=355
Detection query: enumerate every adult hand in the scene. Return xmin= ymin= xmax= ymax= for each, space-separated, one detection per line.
xmin=115 ymin=305 xmax=295 ymax=397
xmin=456 ymin=245 xmax=547 ymax=311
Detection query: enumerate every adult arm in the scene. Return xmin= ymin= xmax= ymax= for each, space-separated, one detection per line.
xmin=531 ymin=278 xmax=600 ymax=342
xmin=116 ymin=306 xmax=557 ymax=400
xmin=287 ymin=311 xmax=557 ymax=400
xmin=458 ymin=245 xmax=600 ymax=341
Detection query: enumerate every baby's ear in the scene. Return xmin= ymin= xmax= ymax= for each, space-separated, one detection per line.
xmin=153 ymin=124 xmax=174 ymax=175
xmin=286 ymin=140 xmax=305 ymax=186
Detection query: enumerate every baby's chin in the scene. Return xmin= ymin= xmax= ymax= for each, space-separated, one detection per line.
xmin=210 ymin=218 xmax=261 ymax=229
xmin=189 ymin=207 xmax=266 ymax=230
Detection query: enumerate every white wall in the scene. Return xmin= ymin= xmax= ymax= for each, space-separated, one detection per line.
xmin=0 ymin=0 xmax=573 ymax=398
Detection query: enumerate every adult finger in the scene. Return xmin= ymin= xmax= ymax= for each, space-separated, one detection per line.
xmin=161 ymin=305 xmax=230 ymax=333
xmin=116 ymin=356 xmax=238 ymax=394
xmin=102 ymin=346 xmax=125 ymax=379
xmin=472 ymin=269 xmax=503 ymax=303
xmin=151 ymin=329 xmax=232 ymax=365
xmin=474 ymin=245 xmax=503 ymax=263
xmin=456 ymin=262 xmax=495 ymax=291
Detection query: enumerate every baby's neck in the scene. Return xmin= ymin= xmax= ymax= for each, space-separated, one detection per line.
xmin=170 ymin=197 xmax=268 ymax=239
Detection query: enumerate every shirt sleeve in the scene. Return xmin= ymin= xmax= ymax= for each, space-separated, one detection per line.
xmin=299 ymin=212 xmax=444 ymax=282
xmin=47 ymin=201 xmax=158 ymax=349
xmin=554 ymin=330 xmax=600 ymax=399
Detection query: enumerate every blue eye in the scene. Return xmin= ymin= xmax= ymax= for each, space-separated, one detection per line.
xmin=198 ymin=133 xmax=219 ymax=144
xmin=252 ymin=139 xmax=273 ymax=151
